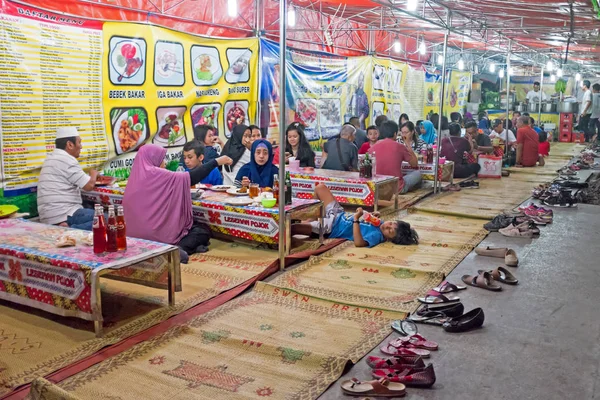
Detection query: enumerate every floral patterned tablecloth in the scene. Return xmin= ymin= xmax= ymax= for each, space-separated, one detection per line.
xmin=0 ymin=219 xmax=176 ymax=321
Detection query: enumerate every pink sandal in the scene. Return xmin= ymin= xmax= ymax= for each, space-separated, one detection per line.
xmin=396 ymin=334 xmax=439 ymax=351
xmin=381 ymin=340 xmax=431 ymax=358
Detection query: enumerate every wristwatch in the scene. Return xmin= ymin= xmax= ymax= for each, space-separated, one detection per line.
xmin=353 ymin=220 xmax=360 ymax=224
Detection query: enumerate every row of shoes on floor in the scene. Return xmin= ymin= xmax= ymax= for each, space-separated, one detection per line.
xmin=442 ymin=179 xmax=480 ymax=192
xmin=341 ymin=247 xmax=520 ymax=397
xmin=484 ymin=204 xmax=553 ymax=237
xmin=341 ymin=334 xmax=439 ymax=396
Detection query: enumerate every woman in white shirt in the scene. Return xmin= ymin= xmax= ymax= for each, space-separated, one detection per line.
xmin=222 ymin=125 xmax=253 ymax=186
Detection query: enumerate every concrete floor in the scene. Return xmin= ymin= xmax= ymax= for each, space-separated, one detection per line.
xmin=318 ymin=201 xmax=600 ymax=400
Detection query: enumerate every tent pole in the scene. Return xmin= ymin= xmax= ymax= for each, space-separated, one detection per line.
xmin=538 ymin=65 xmax=544 ymax=127
xmin=278 ymin=0 xmax=287 ymax=271
xmin=433 ymin=13 xmax=450 ymax=195
xmin=505 ymin=40 xmax=511 ymax=149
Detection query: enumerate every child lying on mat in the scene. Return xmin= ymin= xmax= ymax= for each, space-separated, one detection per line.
xmin=291 ymin=184 xmax=419 ymax=248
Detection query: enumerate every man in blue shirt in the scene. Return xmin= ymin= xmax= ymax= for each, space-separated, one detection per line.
xmin=182 ymin=140 xmax=223 ymax=185
xmin=291 ymin=185 xmax=419 ymax=248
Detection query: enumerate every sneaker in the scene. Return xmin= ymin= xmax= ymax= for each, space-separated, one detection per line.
xmin=483 ymin=215 xmax=515 ymax=232
xmin=542 ymin=191 xmax=578 ymax=208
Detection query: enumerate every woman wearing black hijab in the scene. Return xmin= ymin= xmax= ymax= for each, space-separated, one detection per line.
xmin=222 ymin=124 xmax=252 ymax=186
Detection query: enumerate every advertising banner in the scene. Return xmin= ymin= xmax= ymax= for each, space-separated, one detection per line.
xmin=423 ymin=69 xmax=471 ymax=119
xmin=370 ymin=57 xmax=409 ymax=126
xmin=0 ymin=0 xmax=258 ymax=197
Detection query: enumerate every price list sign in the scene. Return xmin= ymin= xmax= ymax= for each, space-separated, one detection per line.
xmin=0 ymin=2 xmax=108 ymax=196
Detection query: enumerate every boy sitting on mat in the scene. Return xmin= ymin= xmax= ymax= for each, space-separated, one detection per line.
xmin=291 ymin=184 xmax=419 ymax=248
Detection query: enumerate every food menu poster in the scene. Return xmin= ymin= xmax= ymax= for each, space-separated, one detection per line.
xmin=0 ymin=0 xmax=258 ymax=196
xmin=370 ymin=57 xmax=409 ymax=128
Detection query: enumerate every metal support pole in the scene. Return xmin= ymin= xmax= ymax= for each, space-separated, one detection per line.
xmin=505 ymin=40 xmax=512 ymax=158
xmin=538 ymin=65 xmax=544 ymax=127
xmin=278 ymin=0 xmax=287 ymax=271
xmin=433 ymin=19 xmax=449 ymax=194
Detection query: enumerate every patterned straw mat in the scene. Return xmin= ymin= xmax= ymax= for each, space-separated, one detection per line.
xmin=266 ymin=211 xmax=487 ymax=314
xmin=0 ymin=240 xmax=278 ymax=397
xmin=31 ymin=286 xmax=404 ymax=400
xmin=413 ymin=176 xmax=546 ymax=219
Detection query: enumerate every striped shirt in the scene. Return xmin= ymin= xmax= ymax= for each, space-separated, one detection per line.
xmin=37 ymin=149 xmax=90 ymax=225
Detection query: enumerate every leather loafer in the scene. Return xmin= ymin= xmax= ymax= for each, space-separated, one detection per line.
xmin=442 ymin=308 xmax=484 ymax=333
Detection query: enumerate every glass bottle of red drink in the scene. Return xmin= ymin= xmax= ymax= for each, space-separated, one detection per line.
xmin=106 ymin=206 xmax=118 ymax=252
xmin=93 ymin=205 xmax=107 ymax=254
xmin=116 ymin=205 xmax=127 ymax=251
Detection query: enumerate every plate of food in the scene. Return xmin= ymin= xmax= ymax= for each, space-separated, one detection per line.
xmin=154 ymin=108 xmax=186 ymax=147
xmin=111 ymin=108 xmax=148 ymax=155
xmin=192 ymin=54 xmax=222 ymax=86
xmin=223 ymin=196 xmax=254 ymax=206
xmin=195 ymin=183 xmax=210 ymax=189
xmin=226 ymin=187 xmax=249 ymax=196
xmin=224 ymin=101 xmax=249 ymax=137
xmin=211 ymin=185 xmax=235 ymax=192
xmin=191 ymin=188 xmax=205 ymax=199
xmin=110 ymin=41 xmax=144 ymax=82
xmin=96 ymin=175 xmax=117 ymax=186
xmin=295 ymin=99 xmax=318 ymax=129
xmin=191 ymin=104 xmax=220 ymax=128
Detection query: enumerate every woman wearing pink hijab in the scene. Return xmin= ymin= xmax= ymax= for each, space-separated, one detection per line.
xmin=123 ymin=144 xmax=231 ymax=257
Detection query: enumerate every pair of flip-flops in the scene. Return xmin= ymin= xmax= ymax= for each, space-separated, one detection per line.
xmin=461 ymin=267 xmax=518 ymax=291
xmin=417 ymin=281 xmax=466 ymax=305
xmin=380 ymin=334 xmax=439 ymax=358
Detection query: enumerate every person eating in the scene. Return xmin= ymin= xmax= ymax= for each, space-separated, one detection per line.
xmin=37 ymin=127 xmax=98 ymax=230
xmin=368 ymin=120 xmax=421 ymax=193
xmin=235 ymin=139 xmax=280 ymax=188
xmin=419 ymin=120 xmax=437 ymax=145
xmin=222 ymin=124 xmax=253 ymax=186
xmin=321 ymin=124 xmax=358 ymax=171
xmin=182 ymin=140 xmax=223 ymax=185
xmin=489 ymin=119 xmax=517 ymax=148
xmin=465 ymin=121 xmax=493 ymax=154
xmin=192 ymin=125 xmax=220 ymax=164
xmin=515 ymin=116 xmax=543 ymax=167
xmin=440 ymin=123 xmax=481 ymax=178
xmin=123 ymin=144 xmax=232 ymax=258
xmin=398 ymin=121 xmax=426 ymax=154
xmin=273 ymin=122 xmax=316 ymax=167
xmin=358 ymin=125 xmax=379 ymax=154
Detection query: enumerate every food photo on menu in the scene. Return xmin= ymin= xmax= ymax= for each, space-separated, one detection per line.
xmin=224 ymin=101 xmax=249 ymax=138
xmin=191 ymin=45 xmax=223 ymax=86
xmin=294 ymin=99 xmax=319 ymax=140
xmin=153 ymin=107 xmax=187 ymax=148
xmin=110 ymin=107 xmax=149 ymax=155
xmin=154 ymin=40 xmax=184 ymax=86
xmin=109 ymin=36 xmax=146 ymax=85
xmin=191 ymin=103 xmax=221 ymax=130
xmin=225 ymin=48 xmax=251 ymax=84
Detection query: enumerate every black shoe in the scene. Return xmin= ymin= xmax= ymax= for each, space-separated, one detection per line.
xmin=459 ymin=180 xmax=480 ymax=189
xmin=443 ymin=308 xmax=485 ymax=333
xmin=542 ymin=191 xmax=578 ymax=208
xmin=416 ymin=302 xmax=464 ymax=318
xmin=483 ymin=215 xmax=514 ymax=232
xmin=555 ymin=181 xmax=588 ymax=189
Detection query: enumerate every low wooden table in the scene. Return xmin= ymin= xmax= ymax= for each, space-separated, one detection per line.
xmin=401 ymin=161 xmax=455 ymax=184
xmin=288 ymin=169 xmax=399 ymax=212
xmin=84 ymin=187 xmax=324 ymax=256
xmin=0 ymin=219 xmax=179 ymax=337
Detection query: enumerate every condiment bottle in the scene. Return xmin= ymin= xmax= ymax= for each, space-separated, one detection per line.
xmin=106 ymin=206 xmax=118 ymax=252
xmin=116 ymin=205 xmax=127 ymax=251
xmin=284 ymin=171 xmax=292 ymax=205
xmin=93 ymin=205 xmax=107 ymax=254
xmin=273 ymin=174 xmax=280 ymax=205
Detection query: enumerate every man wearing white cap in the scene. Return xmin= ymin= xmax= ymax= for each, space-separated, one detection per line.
xmin=37 ymin=127 xmax=98 ymax=230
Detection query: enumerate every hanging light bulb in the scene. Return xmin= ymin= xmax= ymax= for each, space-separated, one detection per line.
xmin=508 ymin=67 xmax=514 ymax=76
xmin=489 ymin=63 xmax=496 ymax=73
xmin=576 ymin=72 xmax=582 ymax=81
xmin=546 ymin=60 xmax=554 ymax=71
xmin=419 ymin=41 xmax=426 ymax=55
xmin=457 ymin=58 xmax=465 ymax=71
xmin=557 ymin=68 xmax=563 ymax=78
xmin=499 ymin=69 xmax=505 ymax=78
xmin=551 ymin=74 xmax=556 ymax=82
xmin=227 ymin=0 xmax=237 ymax=17
xmin=407 ymin=0 xmax=418 ymax=11
xmin=437 ymin=54 xmax=444 ymax=65
xmin=393 ymin=40 xmax=401 ymax=53
xmin=287 ymin=7 xmax=296 ymax=27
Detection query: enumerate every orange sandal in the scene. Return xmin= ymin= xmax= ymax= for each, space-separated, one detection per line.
xmin=340 ymin=378 xmax=406 ymax=397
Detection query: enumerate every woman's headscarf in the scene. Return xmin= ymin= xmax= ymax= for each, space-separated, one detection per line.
xmin=222 ymin=124 xmax=249 ymax=173
xmin=123 ymin=144 xmax=192 ymax=245
xmin=237 ymin=139 xmax=279 ymax=187
xmin=419 ymin=120 xmax=437 ymax=145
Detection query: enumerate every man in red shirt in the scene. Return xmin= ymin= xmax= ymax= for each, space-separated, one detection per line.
xmin=368 ymin=120 xmax=420 ymax=193
xmin=516 ymin=116 xmax=543 ymax=167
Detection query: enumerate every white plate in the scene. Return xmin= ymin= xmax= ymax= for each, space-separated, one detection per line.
xmin=226 ymin=188 xmax=250 ymax=196
xmin=224 ymin=196 xmax=254 ymax=206
xmin=112 ymin=110 xmax=148 ymax=155
xmin=110 ymin=41 xmax=144 ymax=81
xmin=211 ymin=185 xmax=235 ymax=192
xmin=192 ymin=54 xmax=222 ymax=86
xmin=195 ymin=184 xmax=210 ymax=189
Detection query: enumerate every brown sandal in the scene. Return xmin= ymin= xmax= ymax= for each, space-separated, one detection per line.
xmin=477 ymin=267 xmax=518 ymax=285
xmin=340 ymin=378 xmax=406 ymax=397
xmin=461 ymin=271 xmax=502 ymax=291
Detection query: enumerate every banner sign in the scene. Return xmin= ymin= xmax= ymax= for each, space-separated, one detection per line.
xmin=370 ymin=57 xmax=409 ymax=126
xmin=0 ymin=0 xmax=258 ymax=196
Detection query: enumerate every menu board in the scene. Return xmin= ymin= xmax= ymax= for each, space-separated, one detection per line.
xmin=0 ymin=2 xmax=107 ymax=196
xmin=370 ymin=57 xmax=409 ymax=125
xmin=0 ymin=0 xmax=259 ymax=197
